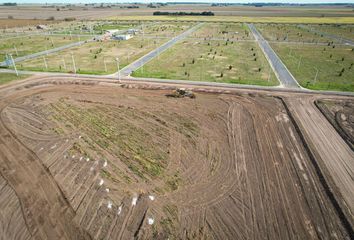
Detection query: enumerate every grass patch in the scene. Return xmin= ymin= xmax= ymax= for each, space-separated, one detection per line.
xmin=16 ymin=36 xmax=167 ymax=74
xmin=271 ymin=43 xmax=354 ymax=92
xmin=0 ymin=73 xmax=30 ymax=85
xmin=132 ymin=39 xmax=278 ymax=86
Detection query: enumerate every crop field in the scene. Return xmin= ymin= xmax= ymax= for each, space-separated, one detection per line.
xmin=188 ymin=22 xmax=252 ymax=40
xmin=256 ymin=23 xmax=338 ymax=43
xmin=0 ymin=34 xmax=91 ymax=62
xmin=132 ymin=39 xmax=278 ymax=86
xmin=16 ymin=37 xmax=167 ymax=74
xmin=271 ymin=43 xmax=354 ymax=91
xmin=0 ymin=79 xmax=352 ymax=239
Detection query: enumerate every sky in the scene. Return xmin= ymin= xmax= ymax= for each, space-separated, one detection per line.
xmin=1 ymin=0 xmax=354 ymax=4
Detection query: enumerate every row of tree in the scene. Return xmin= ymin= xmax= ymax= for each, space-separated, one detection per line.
xmin=153 ymin=11 xmax=215 ymax=16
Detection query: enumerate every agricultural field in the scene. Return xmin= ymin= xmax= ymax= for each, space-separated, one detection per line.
xmin=189 ymin=22 xmax=253 ymax=40
xmin=0 ymin=81 xmax=352 ymax=239
xmin=16 ymin=36 xmax=167 ymax=74
xmin=132 ymin=39 xmax=278 ymax=86
xmin=0 ymin=73 xmax=30 ymax=85
xmin=0 ymin=34 xmax=91 ymax=62
xmin=256 ymin=23 xmax=337 ymax=43
xmin=308 ymin=24 xmax=354 ymax=42
xmin=271 ymin=43 xmax=354 ymax=91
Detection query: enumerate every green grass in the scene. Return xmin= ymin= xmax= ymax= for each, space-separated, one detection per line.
xmin=189 ymin=22 xmax=253 ymax=40
xmin=256 ymin=23 xmax=336 ymax=43
xmin=0 ymin=34 xmax=91 ymax=62
xmin=15 ymin=36 xmax=168 ymax=74
xmin=271 ymin=43 xmax=354 ymax=92
xmin=0 ymin=73 xmax=30 ymax=85
xmin=132 ymin=39 xmax=278 ymax=86
xmin=309 ymin=24 xmax=354 ymax=41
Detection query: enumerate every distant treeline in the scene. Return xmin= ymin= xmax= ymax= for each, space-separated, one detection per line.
xmin=153 ymin=11 xmax=214 ymax=16
xmin=2 ymin=2 xmax=17 ymax=6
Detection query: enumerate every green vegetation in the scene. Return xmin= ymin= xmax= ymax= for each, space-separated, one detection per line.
xmin=0 ymin=34 xmax=90 ymax=62
xmin=256 ymin=23 xmax=335 ymax=43
xmin=0 ymin=73 xmax=30 ymax=85
xmin=16 ymin=37 xmax=167 ymax=74
xmin=272 ymin=43 xmax=354 ymax=91
xmin=309 ymin=24 xmax=354 ymax=41
xmin=132 ymin=39 xmax=278 ymax=86
xmin=49 ymin=99 xmax=169 ymax=181
xmin=190 ymin=22 xmax=252 ymax=40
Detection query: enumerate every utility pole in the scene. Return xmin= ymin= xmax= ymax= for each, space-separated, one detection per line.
xmin=9 ymin=54 xmax=18 ymax=76
xmin=104 ymin=58 xmax=107 ymax=72
xmin=43 ymin=56 xmax=48 ymax=70
xmin=116 ymin=57 xmax=120 ymax=81
xmin=71 ymin=52 xmax=77 ymax=74
xmin=62 ymin=58 xmax=66 ymax=71
xmin=297 ymin=56 xmax=302 ymax=70
xmin=13 ymin=45 xmax=18 ymax=56
xmin=313 ymin=67 xmax=319 ymax=84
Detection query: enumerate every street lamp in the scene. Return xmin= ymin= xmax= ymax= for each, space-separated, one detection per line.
xmin=116 ymin=57 xmax=120 ymax=81
xmin=313 ymin=67 xmax=319 ymax=84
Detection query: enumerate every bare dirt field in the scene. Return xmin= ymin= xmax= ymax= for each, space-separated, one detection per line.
xmin=0 ymin=76 xmax=353 ymax=239
xmin=315 ymin=99 xmax=354 ymax=150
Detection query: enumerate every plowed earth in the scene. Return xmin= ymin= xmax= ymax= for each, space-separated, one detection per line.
xmin=0 ymin=77 xmax=352 ymax=240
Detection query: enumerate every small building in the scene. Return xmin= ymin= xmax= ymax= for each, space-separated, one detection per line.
xmin=126 ymin=29 xmax=140 ymax=35
xmin=112 ymin=34 xmax=133 ymax=41
xmin=105 ymin=29 xmax=120 ymax=35
xmin=36 ymin=25 xmax=47 ymax=30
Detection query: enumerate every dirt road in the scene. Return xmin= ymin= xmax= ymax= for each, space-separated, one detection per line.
xmin=0 ymin=75 xmax=352 ymax=239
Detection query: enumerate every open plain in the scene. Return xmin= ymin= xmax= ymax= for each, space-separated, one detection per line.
xmin=0 ymin=75 xmax=353 ymax=239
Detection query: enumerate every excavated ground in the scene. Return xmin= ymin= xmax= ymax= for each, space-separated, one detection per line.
xmin=315 ymin=99 xmax=354 ymax=151
xmin=0 ymin=78 xmax=353 ymax=240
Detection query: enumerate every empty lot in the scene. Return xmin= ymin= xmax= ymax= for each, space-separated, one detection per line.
xmin=0 ymin=76 xmax=352 ymax=239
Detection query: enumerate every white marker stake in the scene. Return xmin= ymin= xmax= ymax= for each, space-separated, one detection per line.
xmin=99 ymin=179 xmax=104 ymax=186
xmin=117 ymin=205 xmax=122 ymax=215
xmin=103 ymin=160 xmax=107 ymax=168
xmin=147 ymin=217 xmax=154 ymax=225
xmin=107 ymin=201 xmax=112 ymax=209
xmin=132 ymin=196 xmax=138 ymax=206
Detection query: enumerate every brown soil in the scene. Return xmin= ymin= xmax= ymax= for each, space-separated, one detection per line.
xmin=315 ymin=99 xmax=354 ymax=151
xmin=0 ymin=76 xmax=353 ymax=239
